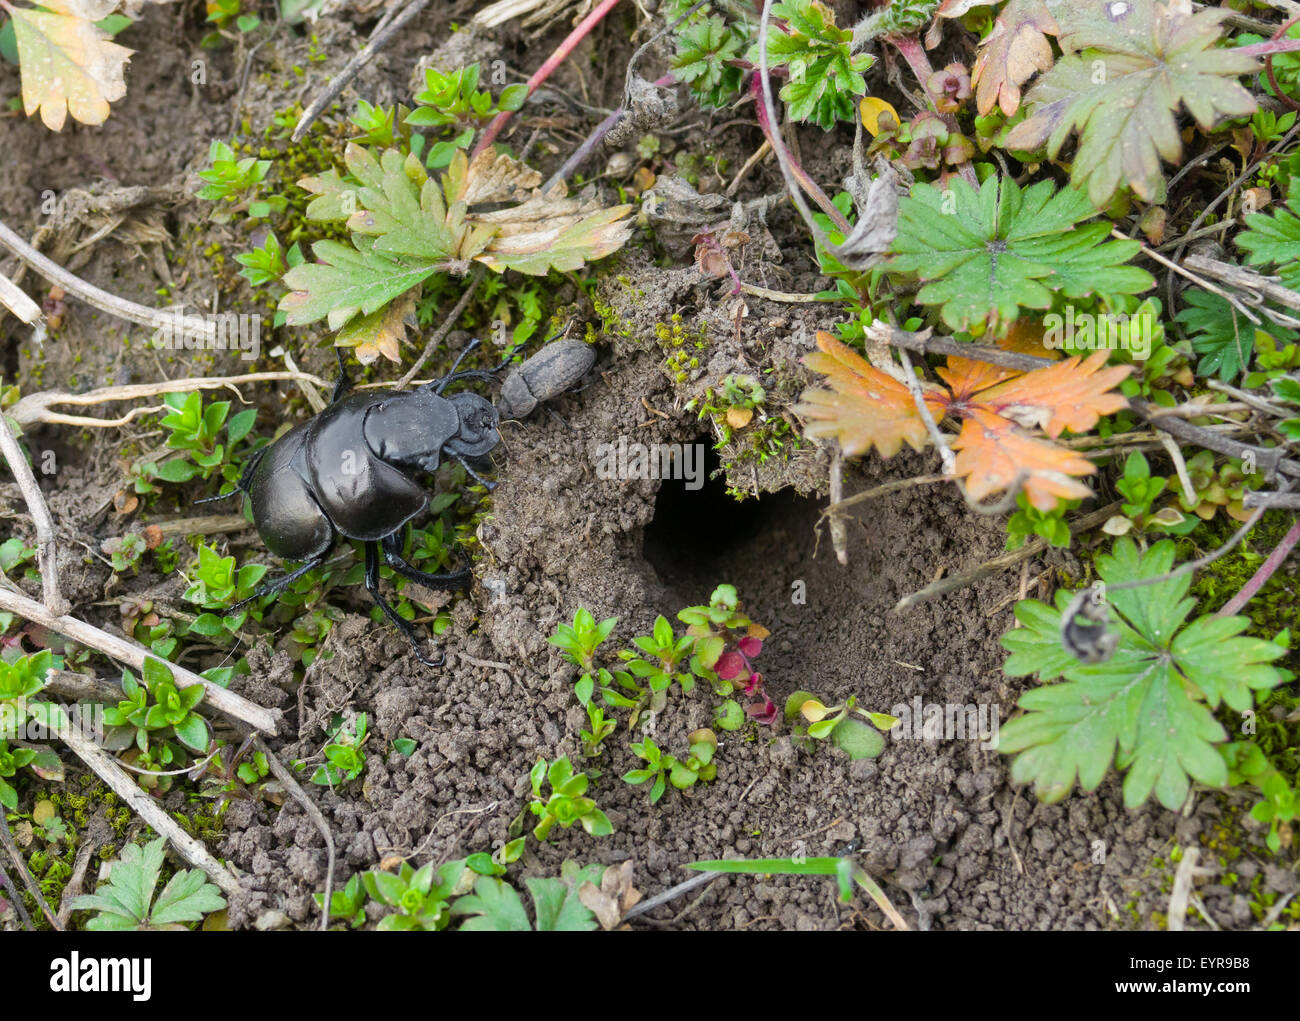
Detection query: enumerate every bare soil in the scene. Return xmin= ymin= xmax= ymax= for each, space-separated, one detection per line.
xmin=1 ymin=1 xmax=1295 ymax=931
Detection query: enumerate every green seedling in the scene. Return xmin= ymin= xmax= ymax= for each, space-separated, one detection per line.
xmin=71 ymin=837 xmax=226 ymax=931
xmin=1103 ymin=451 xmax=1194 ymax=537
xmin=155 ymin=391 xmax=256 ymax=484
xmin=1222 ymin=741 xmax=1298 ymax=854
xmin=623 ymin=730 xmax=718 ymax=804
xmin=548 ymin=607 xmax=618 ymax=706
xmin=196 ymin=140 xmax=282 ymax=220
xmin=308 ymin=714 xmax=368 ymax=787
xmin=580 ymin=701 xmax=617 ymax=758
xmin=183 ymin=543 xmax=268 ymax=638
xmin=689 ymin=854 xmax=906 ymax=929
xmin=527 ymin=756 xmax=613 ymax=840
xmin=102 ymin=658 xmax=208 ymax=757
xmin=315 ymin=873 xmax=368 ymax=929
xmin=1006 ymin=493 xmax=1079 ymax=551
xmin=361 ymin=855 xmax=502 ymax=931
xmin=785 ymin=692 xmax=897 ymax=760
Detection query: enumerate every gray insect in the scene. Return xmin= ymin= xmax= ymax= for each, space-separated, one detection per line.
xmin=496 ymin=339 xmax=596 ymax=420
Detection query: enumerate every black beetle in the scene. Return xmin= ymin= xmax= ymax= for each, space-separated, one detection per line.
xmin=496 ymin=339 xmax=596 ymax=420
xmin=204 ymin=340 xmax=520 ymax=667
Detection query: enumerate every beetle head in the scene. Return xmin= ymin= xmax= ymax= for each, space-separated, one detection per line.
xmin=444 ymin=392 xmax=499 ymax=458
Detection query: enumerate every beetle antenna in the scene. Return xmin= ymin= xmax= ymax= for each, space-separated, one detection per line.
xmin=453 ymin=453 xmax=497 ymax=490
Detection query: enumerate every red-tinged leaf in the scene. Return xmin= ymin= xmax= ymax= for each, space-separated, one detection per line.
xmin=970 ymin=0 xmax=1059 ymax=116
xmin=715 ymin=651 xmax=747 ymax=681
xmin=974 ymin=351 xmax=1130 ymax=437
xmin=795 ymin=332 xmax=944 ymax=458
xmin=737 ymin=636 xmax=763 ymax=658
xmin=952 ymin=407 xmax=1096 ymax=510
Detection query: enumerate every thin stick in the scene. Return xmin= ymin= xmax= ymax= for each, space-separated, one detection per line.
xmin=472 ymin=0 xmax=626 ymax=160
xmin=0 ymin=415 xmax=68 ymax=616
xmin=0 ymin=219 xmax=219 ymax=342
xmin=0 ymin=586 xmax=280 ymax=735
xmin=738 ymin=282 xmax=828 ymax=303
xmin=893 ymin=502 xmax=1123 ymax=613
xmin=0 ymin=861 xmax=36 ymax=930
xmin=1116 ymin=229 xmax=1261 ymax=325
xmin=1130 ymin=398 xmax=1298 ymax=479
xmin=10 ymin=371 xmax=331 ymax=429
xmin=0 ymin=812 xmax=60 ymax=929
xmin=0 ymin=268 xmax=41 ymax=324
xmin=896 ymin=347 xmax=954 ymax=475
xmin=57 ymin=721 xmax=241 ymax=898
xmin=291 ymin=0 xmax=433 ymax=142
xmin=828 ymin=447 xmax=848 ymax=565
xmin=396 ymin=264 xmax=487 ymax=390
xmin=622 ymin=871 xmax=716 ymax=921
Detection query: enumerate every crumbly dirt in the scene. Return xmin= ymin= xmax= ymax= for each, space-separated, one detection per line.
xmin=1 ymin=2 xmax=1296 ymax=932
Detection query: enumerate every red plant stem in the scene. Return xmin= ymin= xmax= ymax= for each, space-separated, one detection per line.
xmin=885 ymin=32 xmax=936 ymax=108
xmin=748 ymin=74 xmax=851 ymax=233
xmin=1216 ymin=515 xmax=1300 ymax=618
xmin=1263 ymin=13 xmax=1300 ymax=113
xmin=472 ymin=0 xmax=625 ymax=160
xmin=1236 ymin=36 xmax=1300 ymax=59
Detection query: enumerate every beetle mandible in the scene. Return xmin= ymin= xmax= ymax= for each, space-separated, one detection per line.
xmin=205 ymin=339 xmax=532 ymax=667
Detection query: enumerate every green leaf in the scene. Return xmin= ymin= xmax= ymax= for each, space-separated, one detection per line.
xmin=279 ymin=240 xmax=442 ymax=331
xmin=997 ymin=538 xmax=1285 ymax=809
xmin=453 ymin=877 xmax=532 ymax=930
xmin=1004 ymin=3 xmax=1258 ymax=207
xmin=1174 ymin=288 xmax=1280 ymax=382
xmin=888 ymin=176 xmax=1153 ymax=331
xmin=830 ymin=716 xmax=886 ymax=760
xmin=148 ymin=868 xmax=227 ymax=925
xmin=155 ymin=458 xmax=198 ymax=483
xmin=525 ymin=871 xmax=601 ymax=931
xmin=1237 ymin=177 xmax=1300 ymax=291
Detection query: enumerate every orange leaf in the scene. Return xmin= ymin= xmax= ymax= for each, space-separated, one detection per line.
xmin=937 ymin=319 xmax=1060 ymax=398
xmin=794 ymin=332 xmax=944 ymax=458
xmin=952 ymin=408 xmax=1095 ymax=510
xmin=976 ymin=351 xmax=1130 ymax=438
xmin=971 ymin=0 xmax=1059 ymax=117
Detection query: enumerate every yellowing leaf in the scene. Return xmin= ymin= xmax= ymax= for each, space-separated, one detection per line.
xmin=794 ymin=332 xmax=941 ymax=458
xmin=800 ymin=699 xmax=832 ymax=722
xmin=726 ymin=406 xmax=753 ymax=429
xmin=334 ymin=289 xmax=417 ymax=365
xmin=11 ymin=1 xmax=133 ymax=131
xmin=859 ymin=96 xmax=899 ymax=136
xmin=973 ymin=351 xmax=1131 ymax=437
xmin=952 ymin=407 xmax=1095 ymax=509
xmin=797 ymin=333 xmax=1130 ymax=511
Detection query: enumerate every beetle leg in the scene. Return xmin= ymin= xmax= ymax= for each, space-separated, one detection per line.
xmin=452 ymin=453 xmax=497 ymax=490
xmin=229 ymin=551 xmax=330 ymax=611
xmin=380 ymin=532 xmax=471 ymax=589
xmin=195 ymin=446 xmax=267 ymax=505
xmin=330 ymin=346 xmax=353 ymax=404
xmin=364 ymin=540 xmax=443 ymax=668
xmin=430 ymin=337 xmax=539 ymax=394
